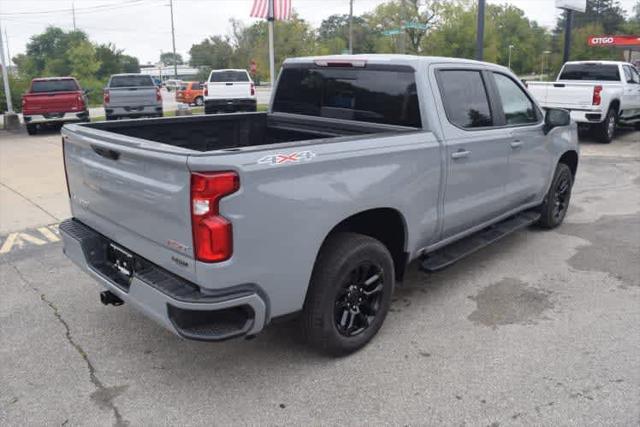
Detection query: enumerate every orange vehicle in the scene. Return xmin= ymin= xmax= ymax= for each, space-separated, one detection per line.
xmin=175 ymin=81 xmax=205 ymax=106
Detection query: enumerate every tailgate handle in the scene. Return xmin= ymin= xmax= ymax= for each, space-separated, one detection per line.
xmin=225 ymin=82 xmax=233 ymax=86
xmin=553 ymin=83 xmax=565 ymax=87
xmin=91 ymin=145 xmax=120 ymax=161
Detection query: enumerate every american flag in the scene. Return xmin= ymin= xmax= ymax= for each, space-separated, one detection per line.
xmin=250 ymin=0 xmax=291 ymax=20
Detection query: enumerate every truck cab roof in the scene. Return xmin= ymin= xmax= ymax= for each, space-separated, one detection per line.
xmin=284 ymin=54 xmax=508 ymax=71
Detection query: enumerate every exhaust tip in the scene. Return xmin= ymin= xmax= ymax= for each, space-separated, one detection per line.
xmin=100 ymin=290 xmax=124 ymax=306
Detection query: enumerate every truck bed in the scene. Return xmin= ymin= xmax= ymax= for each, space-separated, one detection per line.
xmin=83 ymin=112 xmax=407 ymax=152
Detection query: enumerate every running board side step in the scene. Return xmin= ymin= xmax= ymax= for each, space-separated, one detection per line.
xmin=420 ymin=210 xmax=541 ymax=272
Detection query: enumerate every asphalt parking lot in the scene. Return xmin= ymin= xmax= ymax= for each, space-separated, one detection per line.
xmin=1 ymin=126 xmax=639 ymax=425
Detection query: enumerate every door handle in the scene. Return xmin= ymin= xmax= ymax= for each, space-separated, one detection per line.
xmin=510 ymin=141 xmax=523 ymax=149
xmin=451 ymin=149 xmax=471 ymax=159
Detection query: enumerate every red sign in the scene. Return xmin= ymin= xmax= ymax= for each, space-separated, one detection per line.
xmin=588 ymin=35 xmax=640 ymax=47
xmin=250 ymin=60 xmax=257 ymax=73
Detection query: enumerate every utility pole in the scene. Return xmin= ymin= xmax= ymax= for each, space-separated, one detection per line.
xmin=562 ymin=9 xmax=573 ymax=63
xmin=348 ymin=0 xmax=353 ymax=54
xmin=0 ymin=21 xmax=14 ymax=113
xmin=4 ymin=28 xmax=10 ymax=66
xmin=72 ymin=1 xmax=77 ymax=30
xmin=268 ymin=0 xmax=275 ymax=87
xmin=169 ymin=0 xmax=178 ymax=79
xmin=475 ymin=0 xmax=485 ymax=61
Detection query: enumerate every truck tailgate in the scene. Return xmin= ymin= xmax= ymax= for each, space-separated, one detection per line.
xmin=23 ymin=92 xmax=80 ymax=113
xmin=528 ymin=82 xmax=595 ymax=107
xmin=108 ymin=87 xmax=157 ymax=107
xmin=62 ymin=128 xmax=196 ymax=277
xmin=207 ymin=81 xmax=251 ymax=99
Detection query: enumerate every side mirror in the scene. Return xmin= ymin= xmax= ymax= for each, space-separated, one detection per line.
xmin=84 ymin=89 xmax=91 ymax=94
xmin=544 ymin=108 xmax=570 ymax=134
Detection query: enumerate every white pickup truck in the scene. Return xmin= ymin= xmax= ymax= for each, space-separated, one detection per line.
xmin=527 ymin=61 xmax=640 ymax=143
xmin=203 ymin=69 xmax=257 ymax=114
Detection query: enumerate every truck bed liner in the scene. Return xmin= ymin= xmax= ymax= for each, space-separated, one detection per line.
xmin=83 ymin=112 xmax=407 ymax=152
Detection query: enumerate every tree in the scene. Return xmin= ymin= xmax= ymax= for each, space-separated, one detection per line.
xmin=15 ymin=27 xmax=89 ymax=77
xmin=366 ymin=0 xmax=441 ymax=53
xmin=226 ymin=15 xmax=316 ymax=82
xmin=160 ymin=52 xmax=183 ymax=65
xmin=67 ymin=41 xmax=101 ymax=80
xmin=317 ymin=14 xmax=376 ymax=54
xmin=189 ymin=36 xmax=234 ymax=69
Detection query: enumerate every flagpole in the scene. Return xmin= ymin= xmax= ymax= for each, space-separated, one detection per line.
xmin=268 ymin=0 xmax=275 ymax=87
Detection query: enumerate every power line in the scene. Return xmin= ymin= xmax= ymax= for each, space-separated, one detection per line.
xmin=0 ymin=0 xmax=154 ymax=17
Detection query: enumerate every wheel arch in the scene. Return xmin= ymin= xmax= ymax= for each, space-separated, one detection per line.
xmin=609 ymin=99 xmax=620 ymax=115
xmin=558 ymin=150 xmax=579 ymax=179
xmin=319 ymin=208 xmax=409 ymax=282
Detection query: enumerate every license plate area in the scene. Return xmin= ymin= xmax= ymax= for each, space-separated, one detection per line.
xmin=107 ymin=243 xmax=134 ymax=277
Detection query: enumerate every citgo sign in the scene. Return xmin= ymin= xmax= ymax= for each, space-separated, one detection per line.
xmin=587 ymin=36 xmax=640 ymax=47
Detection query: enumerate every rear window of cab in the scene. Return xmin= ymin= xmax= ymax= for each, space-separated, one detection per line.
xmin=109 ymin=75 xmax=155 ymax=88
xmin=209 ymin=71 xmax=250 ymax=82
xmin=31 ymin=79 xmax=79 ymax=93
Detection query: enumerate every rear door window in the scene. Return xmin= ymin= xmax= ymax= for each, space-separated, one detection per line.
xmin=436 ymin=70 xmax=493 ymax=129
xmin=272 ymin=66 xmax=421 ymax=127
xmin=110 ymin=75 xmax=154 ymax=87
xmin=623 ymin=65 xmax=639 ymax=84
xmin=559 ymin=64 xmax=620 ymax=81
xmin=31 ymin=79 xmax=79 ymax=92
xmin=209 ymin=71 xmax=249 ymax=82
xmin=191 ymin=82 xmax=203 ymax=90
xmin=492 ymin=73 xmax=539 ymax=125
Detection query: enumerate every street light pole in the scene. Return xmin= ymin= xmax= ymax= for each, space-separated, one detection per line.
xmin=540 ymin=50 xmax=551 ymax=80
xmin=348 ymin=0 xmax=353 ymax=54
xmin=475 ymin=0 xmax=485 ymax=61
xmin=508 ymin=44 xmax=514 ymax=69
xmin=169 ymin=0 xmax=178 ymax=79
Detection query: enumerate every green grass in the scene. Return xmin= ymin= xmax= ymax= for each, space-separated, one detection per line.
xmin=91 ymin=105 xmax=268 ymax=122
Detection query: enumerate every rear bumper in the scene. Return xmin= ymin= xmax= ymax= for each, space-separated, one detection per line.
xmin=204 ymin=98 xmax=256 ymax=112
xmin=24 ymin=110 xmax=89 ymax=124
xmin=569 ymin=109 xmax=604 ymax=124
xmin=105 ymin=105 xmax=163 ymax=117
xmin=59 ymin=218 xmax=268 ymax=341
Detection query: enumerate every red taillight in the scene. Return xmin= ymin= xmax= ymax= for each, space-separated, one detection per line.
xmin=76 ymin=94 xmax=85 ymax=108
xmin=204 ymin=86 xmax=208 ymax=96
xmin=22 ymin=97 xmax=26 ymax=109
xmin=592 ymin=85 xmax=602 ymax=106
xmin=103 ymin=90 xmax=110 ymax=104
xmin=250 ymin=83 xmax=255 ymax=96
xmin=191 ymin=171 xmax=239 ymax=262
xmin=156 ymin=87 xmax=162 ymax=102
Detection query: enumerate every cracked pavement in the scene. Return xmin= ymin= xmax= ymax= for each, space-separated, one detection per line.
xmin=0 ymin=127 xmax=639 ymax=425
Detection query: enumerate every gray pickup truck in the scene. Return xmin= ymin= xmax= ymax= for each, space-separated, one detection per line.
xmin=60 ymin=55 xmax=578 ymax=355
xmin=103 ymin=74 xmax=163 ymax=120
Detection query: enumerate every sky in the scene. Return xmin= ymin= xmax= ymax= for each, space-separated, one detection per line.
xmin=0 ymin=0 xmax=637 ymax=65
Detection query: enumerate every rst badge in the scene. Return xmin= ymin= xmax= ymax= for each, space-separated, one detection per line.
xmin=258 ymin=150 xmax=316 ymax=166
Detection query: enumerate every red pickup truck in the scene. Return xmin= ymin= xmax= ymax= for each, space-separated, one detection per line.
xmin=22 ymin=77 xmax=89 ymax=135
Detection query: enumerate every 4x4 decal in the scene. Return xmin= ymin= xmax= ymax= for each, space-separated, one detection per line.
xmin=258 ymin=150 xmax=316 ymax=166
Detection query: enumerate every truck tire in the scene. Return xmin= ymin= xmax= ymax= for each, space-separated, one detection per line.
xmin=26 ymin=124 xmax=37 ymax=135
xmin=302 ymin=232 xmax=395 ymax=356
xmin=595 ymin=107 xmax=617 ymax=144
xmin=537 ymin=163 xmax=573 ymax=229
